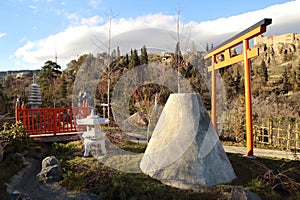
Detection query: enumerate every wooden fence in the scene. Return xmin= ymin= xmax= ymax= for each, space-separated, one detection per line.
xmin=218 ymin=113 xmax=300 ymax=151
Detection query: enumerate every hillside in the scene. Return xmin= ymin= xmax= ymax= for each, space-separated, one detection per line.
xmin=0 ymin=33 xmax=299 ymax=121
xmin=215 ymin=33 xmax=300 ymax=119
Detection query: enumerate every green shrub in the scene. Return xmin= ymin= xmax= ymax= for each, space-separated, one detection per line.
xmin=0 ymin=122 xmax=31 ymax=153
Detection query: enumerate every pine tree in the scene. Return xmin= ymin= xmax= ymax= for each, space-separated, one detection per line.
xmin=125 ymin=53 xmax=129 ymax=66
xmin=258 ymin=60 xmax=268 ymax=86
xmin=0 ymin=82 xmax=9 ymax=114
xmin=60 ymin=74 xmax=68 ymax=99
xmin=129 ymin=49 xmax=140 ymax=69
xmin=37 ymin=60 xmax=62 ymax=107
xmin=293 ymin=60 xmax=300 ymax=91
xmin=233 ymin=68 xmax=242 ymax=95
xmin=281 ymin=65 xmax=292 ymax=94
xmin=175 ymin=42 xmax=182 ymax=59
xmin=206 ymin=43 xmax=209 ymax=52
xmin=174 ymin=42 xmax=183 ymax=70
xmin=140 ymin=45 xmax=148 ymax=65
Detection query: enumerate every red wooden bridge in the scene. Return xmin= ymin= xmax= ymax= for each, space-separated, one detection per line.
xmin=15 ymin=103 xmax=90 ymax=138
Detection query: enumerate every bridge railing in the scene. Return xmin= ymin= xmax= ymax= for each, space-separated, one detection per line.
xmin=15 ymin=104 xmax=90 ymax=136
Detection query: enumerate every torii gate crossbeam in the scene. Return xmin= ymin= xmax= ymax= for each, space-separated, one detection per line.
xmin=204 ymin=18 xmax=272 ymax=157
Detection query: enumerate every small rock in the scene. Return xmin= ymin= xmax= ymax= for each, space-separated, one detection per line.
xmin=37 ymin=156 xmax=62 ymax=184
xmin=228 ymin=186 xmax=262 ymax=200
xmin=41 ymin=156 xmax=60 ymax=169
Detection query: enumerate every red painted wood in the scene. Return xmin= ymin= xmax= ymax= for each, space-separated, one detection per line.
xmin=16 ymin=107 xmax=89 ymax=136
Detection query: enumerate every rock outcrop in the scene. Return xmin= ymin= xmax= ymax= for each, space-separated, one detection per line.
xmin=254 ymin=33 xmax=300 ymax=65
xmin=140 ymin=93 xmax=236 ymax=189
xmin=37 ymin=156 xmax=62 ymax=184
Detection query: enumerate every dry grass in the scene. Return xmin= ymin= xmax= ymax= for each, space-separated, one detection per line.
xmin=50 ymin=136 xmax=300 ymax=200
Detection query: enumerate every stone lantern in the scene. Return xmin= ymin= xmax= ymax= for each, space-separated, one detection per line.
xmin=76 ymin=108 xmax=109 ymax=157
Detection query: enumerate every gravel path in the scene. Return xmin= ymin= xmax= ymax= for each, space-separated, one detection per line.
xmin=5 ymin=156 xmax=100 ymax=200
xmin=223 ymin=145 xmax=300 ymax=160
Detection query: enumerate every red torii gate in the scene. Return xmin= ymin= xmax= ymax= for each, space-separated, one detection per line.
xmin=204 ymin=18 xmax=272 ymax=157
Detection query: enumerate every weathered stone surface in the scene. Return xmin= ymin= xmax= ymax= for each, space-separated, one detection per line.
xmin=41 ymin=156 xmax=60 ymax=168
xmin=37 ymin=156 xmax=62 ymax=184
xmin=140 ymin=93 xmax=236 ymax=189
xmin=121 ymin=111 xmax=148 ymax=131
xmin=228 ymin=187 xmax=262 ymax=200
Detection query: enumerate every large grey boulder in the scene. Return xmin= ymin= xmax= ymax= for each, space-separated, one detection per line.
xmin=37 ymin=156 xmax=62 ymax=184
xmin=140 ymin=93 xmax=236 ymax=189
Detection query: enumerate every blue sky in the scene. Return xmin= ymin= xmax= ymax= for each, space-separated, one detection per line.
xmin=0 ymin=0 xmax=299 ymax=71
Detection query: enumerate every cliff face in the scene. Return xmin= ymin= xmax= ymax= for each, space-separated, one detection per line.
xmin=254 ymin=33 xmax=300 ymax=65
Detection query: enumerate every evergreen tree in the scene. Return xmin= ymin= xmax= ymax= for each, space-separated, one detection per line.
xmin=206 ymin=43 xmax=209 ymax=52
xmin=221 ymin=67 xmax=242 ymax=102
xmin=60 ymin=74 xmax=68 ymax=99
xmin=129 ymin=49 xmax=140 ymax=69
xmin=175 ymin=42 xmax=182 ymax=59
xmin=293 ymin=60 xmax=300 ymax=91
xmin=0 ymin=82 xmax=9 ymax=114
xmin=174 ymin=42 xmax=183 ymax=71
xmin=37 ymin=60 xmax=62 ymax=107
xmin=140 ymin=45 xmax=148 ymax=65
xmin=125 ymin=53 xmax=129 ymax=66
xmin=233 ymin=68 xmax=242 ymax=95
xmin=257 ymin=60 xmax=268 ymax=86
xmin=281 ymin=65 xmax=292 ymax=94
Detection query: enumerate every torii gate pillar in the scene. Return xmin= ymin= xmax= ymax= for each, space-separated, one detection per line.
xmin=204 ymin=18 xmax=272 ymax=157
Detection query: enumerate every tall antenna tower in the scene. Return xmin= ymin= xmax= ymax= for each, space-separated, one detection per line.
xmin=176 ymin=2 xmax=181 ymax=93
xmin=177 ymin=2 xmax=180 ymax=45
xmin=105 ymin=9 xmax=118 ymax=124
xmin=105 ymin=9 xmax=118 ymax=56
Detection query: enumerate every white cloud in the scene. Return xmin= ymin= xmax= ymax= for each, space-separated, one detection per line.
xmin=0 ymin=32 xmax=7 ymax=38
xmin=191 ymin=0 xmax=300 ymax=45
xmin=29 ymin=4 xmax=38 ymax=14
xmin=89 ymin=0 xmax=102 ymax=9
xmin=80 ymin=16 xmax=103 ymax=26
xmin=67 ymin=13 xmax=80 ymax=25
xmin=111 ymin=14 xmax=176 ymax=35
xmin=15 ymin=24 xmax=107 ymax=68
xmin=14 ymin=0 xmax=300 ymax=69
